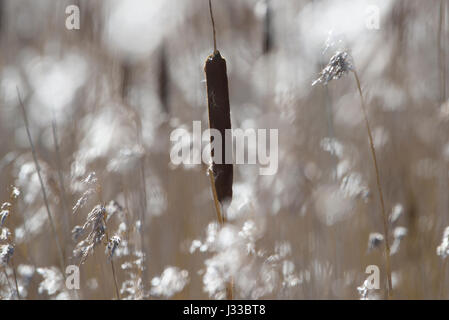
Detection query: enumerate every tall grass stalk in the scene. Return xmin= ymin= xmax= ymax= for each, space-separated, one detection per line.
xmin=438 ymin=0 xmax=447 ymax=105
xmin=16 ymin=89 xmax=66 ymax=275
xmin=120 ymin=62 xmax=148 ymax=294
xmin=208 ymin=168 xmax=233 ymax=299
xmin=11 ymin=259 xmax=20 ymax=299
xmin=104 ymin=220 xmax=121 ymax=300
xmin=51 ymin=117 xmax=71 ymax=246
xmin=206 ymin=0 xmax=234 ymax=300
xmin=353 ymin=71 xmax=393 ymax=299
xmin=94 ymin=186 xmax=121 ymax=300
xmin=2 ymin=268 xmax=13 ymax=298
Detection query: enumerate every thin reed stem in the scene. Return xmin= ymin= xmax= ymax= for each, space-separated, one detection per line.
xmin=208 ymin=168 xmax=225 ymax=226
xmin=120 ymin=61 xmax=148 ymax=295
xmin=353 ymin=71 xmax=392 ymax=299
xmin=11 ymin=259 xmax=20 ymax=300
xmin=439 ymin=0 xmax=447 ymax=104
xmin=207 ymin=168 xmax=233 ymax=299
xmin=102 ymin=216 xmax=121 ymax=300
xmin=16 ymin=88 xmax=66 ymax=275
xmin=138 ymin=154 xmax=148 ymax=292
xmin=208 ymin=0 xmax=217 ymax=53
xmin=439 ymin=258 xmax=448 ymax=299
xmin=96 ymin=185 xmax=121 ymax=300
xmin=2 ymin=268 xmax=13 ymax=299
xmin=110 ymin=259 xmax=120 ymax=300
xmin=51 ymin=117 xmax=71 ymax=245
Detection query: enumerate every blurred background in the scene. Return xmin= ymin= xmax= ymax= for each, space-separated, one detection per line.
xmin=0 ymin=0 xmax=449 ymax=299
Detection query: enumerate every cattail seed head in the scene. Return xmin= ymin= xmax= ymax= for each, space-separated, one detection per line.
xmin=205 ymin=51 xmax=233 ymax=204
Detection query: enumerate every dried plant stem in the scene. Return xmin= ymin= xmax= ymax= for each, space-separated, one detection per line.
xmin=101 ymin=215 xmax=121 ymax=300
xmin=17 ymin=89 xmax=66 ymax=275
xmin=51 ymin=118 xmax=71 ymax=244
xmin=438 ymin=0 xmax=447 ymax=104
xmin=208 ymin=168 xmax=233 ymax=299
xmin=353 ymin=71 xmax=392 ymax=299
xmin=96 ymin=186 xmax=121 ymax=300
xmin=120 ymin=180 xmax=132 ymax=243
xmin=2 ymin=268 xmax=14 ymax=298
xmin=208 ymin=0 xmax=217 ymax=53
xmin=439 ymin=258 xmax=448 ymax=298
xmin=11 ymin=260 xmax=20 ymax=300
xmin=110 ymin=258 xmax=120 ymax=300
xmin=206 ymin=0 xmax=233 ymax=300
xmin=208 ymin=168 xmax=225 ymax=225
xmin=120 ymin=62 xmax=148 ymax=294
xmin=136 ymin=134 xmax=148 ymax=295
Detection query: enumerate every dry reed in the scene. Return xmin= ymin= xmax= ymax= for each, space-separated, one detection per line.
xmin=205 ymin=0 xmax=234 ymax=299
xmin=16 ymin=89 xmax=66 ymax=275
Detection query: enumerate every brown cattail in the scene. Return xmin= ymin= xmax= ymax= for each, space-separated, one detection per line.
xmin=262 ymin=0 xmax=273 ymax=54
xmin=158 ymin=43 xmax=170 ymax=114
xmin=204 ymin=51 xmax=233 ymax=205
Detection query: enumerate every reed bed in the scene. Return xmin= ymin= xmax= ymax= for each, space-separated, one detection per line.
xmin=0 ymin=0 xmax=448 ymax=300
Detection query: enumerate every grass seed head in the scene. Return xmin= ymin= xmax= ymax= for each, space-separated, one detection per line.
xmin=312 ymin=51 xmax=354 ymax=86
xmin=0 ymin=244 xmax=14 ymax=266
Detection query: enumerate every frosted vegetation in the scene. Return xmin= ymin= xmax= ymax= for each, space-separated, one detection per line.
xmin=0 ymin=0 xmax=448 ymax=299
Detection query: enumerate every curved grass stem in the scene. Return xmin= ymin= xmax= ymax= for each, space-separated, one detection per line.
xmin=353 ymin=71 xmax=393 ymax=299
xmin=17 ymin=89 xmax=66 ymax=276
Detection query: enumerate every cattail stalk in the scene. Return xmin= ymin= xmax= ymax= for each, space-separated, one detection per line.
xmin=16 ymin=89 xmax=66 ymax=275
xmin=205 ymin=0 xmax=234 ymax=300
xmin=353 ymin=71 xmax=393 ymax=299
xmin=208 ymin=168 xmax=224 ymax=225
xmin=208 ymin=0 xmax=217 ymax=53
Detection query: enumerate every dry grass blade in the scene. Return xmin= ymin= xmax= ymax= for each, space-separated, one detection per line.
xmin=313 ymin=51 xmax=393 ymax=299
xmin=353 ymin=71 xmax=393 ymax=299
xmin=16 ymin=88 xmax=66 ymax=275
xmin=103 ymin=217 xmax=121 ymax=300
xmin=11 ymin=258 xmax=20 ymax=300
xmin=51 ymin=118 xmax=71 ymax=246
xmin=438 ymin=0 xmax=447 ymax=104
xmin=208 ymin=168 xmax=224 ymax=226
xmin=2 ymin=268 xmax=13 ymax=298
xmin=120 ymin=62 xmax=148 ymax=295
